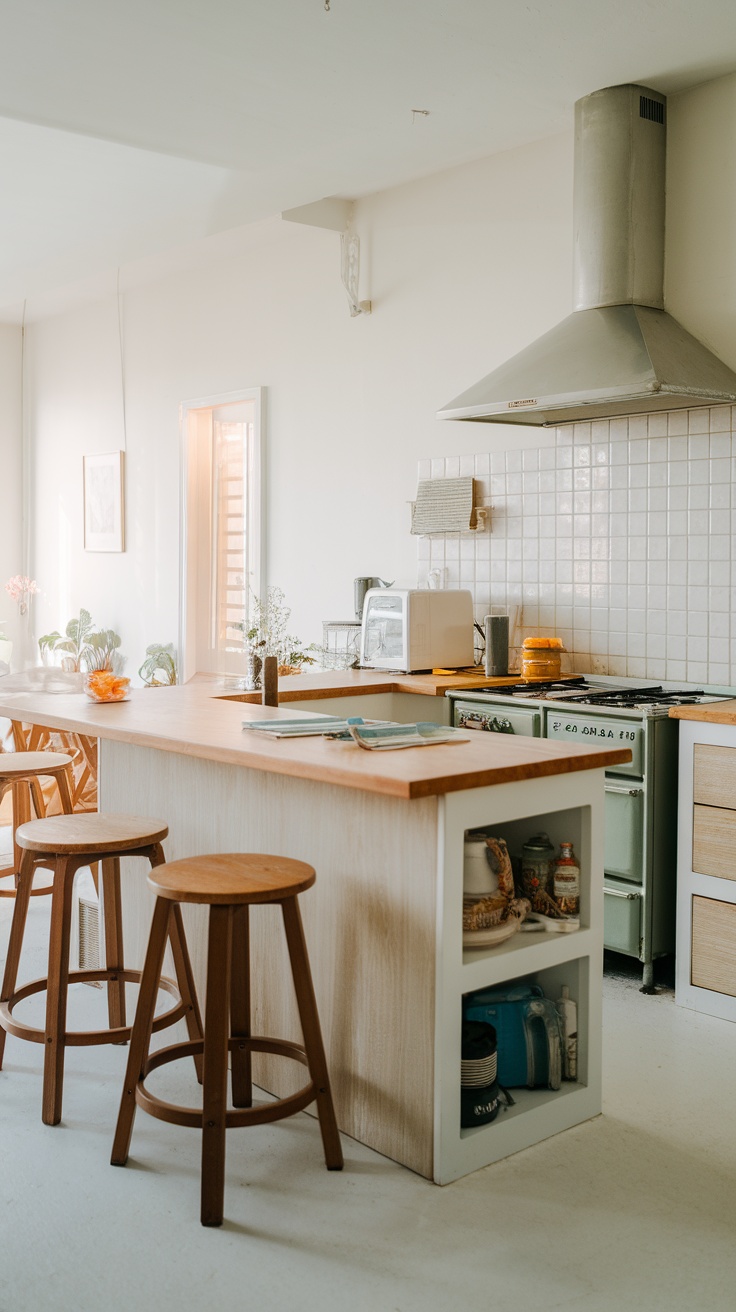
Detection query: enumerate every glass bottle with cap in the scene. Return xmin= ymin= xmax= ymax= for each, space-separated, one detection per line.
xmin=553 ymin=841 xmax=580 ymax=915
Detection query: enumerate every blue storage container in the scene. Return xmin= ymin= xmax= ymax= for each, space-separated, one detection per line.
xmin=463 ymin=982 xmax=563 ymax=1090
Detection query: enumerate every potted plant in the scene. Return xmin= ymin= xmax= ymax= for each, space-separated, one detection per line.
xmin=236 ymin=587 xmax=317 ymax=690
xmin=39 ymin=610 xmax=122 ymax=673
xmin=138 ymin=643 xmax=178 ymax=687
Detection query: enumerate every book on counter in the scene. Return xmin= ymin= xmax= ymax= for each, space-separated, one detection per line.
xmin=241 ymin=716 xmax=364 ymax=739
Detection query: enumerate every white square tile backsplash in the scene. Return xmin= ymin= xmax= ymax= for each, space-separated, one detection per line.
xmin=418 ymin=406 xmax=736 ymax=686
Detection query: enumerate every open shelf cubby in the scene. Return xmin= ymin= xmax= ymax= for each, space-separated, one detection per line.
xmin=435 ymin=771 xmax=605 ymax=1183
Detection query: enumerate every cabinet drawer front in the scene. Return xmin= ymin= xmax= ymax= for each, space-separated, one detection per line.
xmin=604 ymin=881 xmax=642 ymax=956
xmin=692 ymin=895 xmax=736 ymax=996
xmin=693 ymin=744 xmax=736 ymax=810
xmin=604 ymin=785 xmax=644 ymax=882
xmin=693 ymin=804 xmax=736 ymax=881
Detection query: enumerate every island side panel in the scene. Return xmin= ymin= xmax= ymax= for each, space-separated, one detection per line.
xmin=100 ymin=739 xmax=439 ymax=1178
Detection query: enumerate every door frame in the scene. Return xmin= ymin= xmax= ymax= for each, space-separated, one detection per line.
xmin=179 ymin=387 xmax=265 ymax=684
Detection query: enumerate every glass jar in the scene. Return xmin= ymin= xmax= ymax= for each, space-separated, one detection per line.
xmin=520 ymin=637 xmax=563 ymax=682
xmin=520 ymin=832 xmax=556 ymax=899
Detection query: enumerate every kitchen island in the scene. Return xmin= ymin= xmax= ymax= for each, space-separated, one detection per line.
xmin=0 ymin=680 xmax=629 ymax=1182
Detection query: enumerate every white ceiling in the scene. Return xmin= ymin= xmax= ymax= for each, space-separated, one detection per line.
xmin=3 ymin=0 xmax=736 ymax=321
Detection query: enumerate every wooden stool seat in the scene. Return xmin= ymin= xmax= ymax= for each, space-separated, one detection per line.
xmin=16 ymin=812 xmax=169 ymax=855
xmin=0 ymin=751 xmax=75 ymax=898
xmin=112 ymin=851 xmax=342 ymax=1227
xmin=148 ymin=852 xmax=316 ymax=904
xmin=0 ymin=751 xmax=73 ymax=776
xmin=0 ymin=813 xmax=203 ymax=1126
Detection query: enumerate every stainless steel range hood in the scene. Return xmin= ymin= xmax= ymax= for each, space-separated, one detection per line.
xmin=438 ymin=83 xmax=736 ymax=427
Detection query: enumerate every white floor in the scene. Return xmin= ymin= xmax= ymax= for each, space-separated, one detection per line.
xmin=2 ymin=863 xmax=736 ymax=1312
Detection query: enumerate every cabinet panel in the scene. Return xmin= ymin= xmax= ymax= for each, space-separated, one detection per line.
xmin=693 ymin=744 xmax=736 ymax=810
xmin=692 ymin=804 xmax=736 ymax=881
xmin=604 ymin=785 xmax=643 ymax=882
xmin=691 ymin=895 xmax=736 ymax=997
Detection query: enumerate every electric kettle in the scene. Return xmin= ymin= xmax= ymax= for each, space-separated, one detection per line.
xmin=354 ymin=576 xmax=394 ymax=620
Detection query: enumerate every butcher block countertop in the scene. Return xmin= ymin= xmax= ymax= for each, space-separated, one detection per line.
xmin=214 ymin=666 xmax=530 ymax=702
xmin=0 ymin=677 xmax=631 ymax=800
xmin=669 ymin=700 xmax=736 ymax=725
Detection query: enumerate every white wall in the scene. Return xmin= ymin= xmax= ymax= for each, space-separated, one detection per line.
xmin=26 ymin=130 xmax=571 ymax=676
xmin=22 ymin=70 xmax=736 ymax=681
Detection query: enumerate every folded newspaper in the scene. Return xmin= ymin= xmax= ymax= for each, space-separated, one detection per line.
xmin=242 ymin=716 xmax=366 ymax=739
xmin=346 ymin=722 xmax=469 ymax=751
xmin=241 ymin=717 xmax=469 ymax=748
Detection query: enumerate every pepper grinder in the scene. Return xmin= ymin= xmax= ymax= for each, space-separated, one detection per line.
xmin=261 ymin=655 xmax=279 ymax=707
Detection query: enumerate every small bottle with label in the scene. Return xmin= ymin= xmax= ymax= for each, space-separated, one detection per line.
xmin=553 ymin=841 xmax=580 ymax=916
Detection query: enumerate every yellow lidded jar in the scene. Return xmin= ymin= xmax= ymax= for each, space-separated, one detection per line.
xmin=520 ymin=636 xmax=564 ymax=682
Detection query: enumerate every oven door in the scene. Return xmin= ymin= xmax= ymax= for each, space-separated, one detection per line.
xmin=451 ymin=699 xmax=541 ymax=737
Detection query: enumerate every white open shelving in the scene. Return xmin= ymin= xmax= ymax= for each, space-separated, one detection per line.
xmin=433 ymin=769 xmax=605 ymax=1184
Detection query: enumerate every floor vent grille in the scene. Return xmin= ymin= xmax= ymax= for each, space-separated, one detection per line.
xmin=78 ymin=896 xmax=102 ymax=987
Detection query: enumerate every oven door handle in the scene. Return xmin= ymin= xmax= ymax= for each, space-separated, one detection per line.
xmin=604 ymin=886 xmax=642 ymax=900
xmin=604 ymin=783 xmax=644 ymax=797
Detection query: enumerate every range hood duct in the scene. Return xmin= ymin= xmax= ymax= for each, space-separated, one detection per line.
xmin=438 ymin=83 xmax=736 ymax=427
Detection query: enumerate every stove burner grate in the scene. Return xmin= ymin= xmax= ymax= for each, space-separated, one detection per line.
xmin=574 ymin=686 xmax=705 ymax=708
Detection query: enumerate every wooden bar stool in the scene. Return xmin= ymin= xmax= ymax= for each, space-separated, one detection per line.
xmin=0 ymin=752 xmax=75 ymax=897
xmin=0 ymin=813 xmax=203 ymax=1126
xmin=111 ymin=852 xmax=343 ymax=1227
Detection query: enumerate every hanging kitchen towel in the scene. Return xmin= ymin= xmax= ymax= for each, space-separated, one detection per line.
xmin=411 ymin=476 xmax=477 ymax=535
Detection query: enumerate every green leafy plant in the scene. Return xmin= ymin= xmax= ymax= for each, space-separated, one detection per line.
xmin=138 ymin=643 xmax=178 ymax=687
xmin=39 ymin=609 xmax=122 ymax=673
xmin=86 ymin=629 xmax=123 ymax=672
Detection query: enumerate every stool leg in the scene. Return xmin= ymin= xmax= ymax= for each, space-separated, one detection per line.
xmin=54 ymin=764 xmax=75 ymax=816
xmin=30 ymin=777 xmax=46 ymax=820
xmin=229 ymin=905 xmax=252 ymax=1108
xmin=167 ymin=904 xmax=205 ymax=1083
xmin=281 ymin=898 xmax=343 ymax=1171
xmin=0 ymin=849 xmax=36 ymax=1068
xmin=148 ymin=842 xmax=204 ymax=1082
xmin=101 ymin=857 xmax=126 ymax=1035
xmin=201 ymin=905 xmax=233 ymax=1227
xmin=11 ymin=781 xmax=31 ymax=880
xmin=111 ymin=896 xmax=172 ymax=1166
xmin=43 ymin=856 xmax=77 ymax=1125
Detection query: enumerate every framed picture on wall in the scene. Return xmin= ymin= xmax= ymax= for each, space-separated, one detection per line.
xmin=83 ymin=451 xmax=125 ymax=552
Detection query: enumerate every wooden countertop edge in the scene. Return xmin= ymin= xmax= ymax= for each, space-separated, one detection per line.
xmin=0 ymin=687 xmax=631 ymax=800
xmin=669 ymin=699 xmax=736 ymax=724
xmin=208 ymin=669 xmax=533 ymax=701
xmin=403 ymin=748 xmax=632 ymax=798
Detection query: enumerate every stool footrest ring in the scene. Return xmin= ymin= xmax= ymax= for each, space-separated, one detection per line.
xmin=0 ymin=970 xmax=188 ymax=1047
xmin=0 ymin=868 xmax=53 ymax=898
xmin=136 ymin=1036 xmax=317 ymax=1130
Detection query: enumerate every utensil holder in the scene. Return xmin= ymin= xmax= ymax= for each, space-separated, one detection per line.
xmin=484 ymin=614 xmax=509 ymax=678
